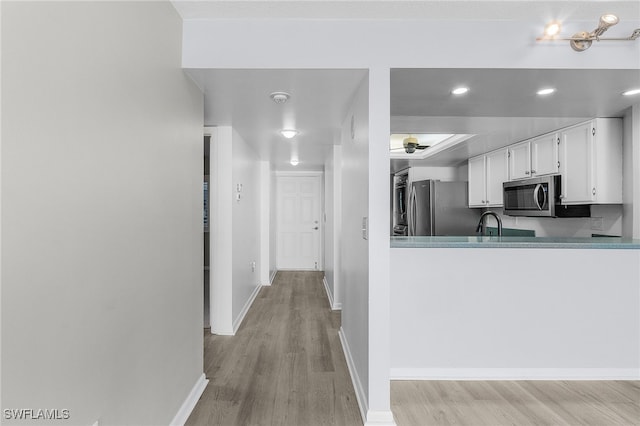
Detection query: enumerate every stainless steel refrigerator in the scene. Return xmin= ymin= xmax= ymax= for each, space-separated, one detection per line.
xmin=408 ymin=180 xmax=481 ymax=236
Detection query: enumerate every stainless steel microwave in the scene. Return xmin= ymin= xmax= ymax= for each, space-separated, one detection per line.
xmin=503 ymin=175 xmax=558 ymax=217
xmin=503 ymin=175 xmax=590 ymax=217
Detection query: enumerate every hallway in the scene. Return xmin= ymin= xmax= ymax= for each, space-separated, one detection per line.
xmin=187 ymin=271 xmax=363 ymax=425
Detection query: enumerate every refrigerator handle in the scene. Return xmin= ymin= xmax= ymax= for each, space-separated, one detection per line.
xmin=408 ymin=185 xmax=416 ymax=236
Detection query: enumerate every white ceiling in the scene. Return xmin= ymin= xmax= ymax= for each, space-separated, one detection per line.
xmin=175 ymin=1 xmax=640 ymax=172
xmin=389 ymin=68 xmax=640 ymax=170
xmin=187 ymin=69 xmax=367 ymax=171
xmin=172 ymin=1 xmax=640 ymax=21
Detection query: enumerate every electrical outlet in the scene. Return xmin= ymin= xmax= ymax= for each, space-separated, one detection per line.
xmin=591 ymin=217 xmax=603 ymax=231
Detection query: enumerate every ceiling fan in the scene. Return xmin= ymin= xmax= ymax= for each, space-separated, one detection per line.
xmin=390 ymin=136 xmax=430 ymax=154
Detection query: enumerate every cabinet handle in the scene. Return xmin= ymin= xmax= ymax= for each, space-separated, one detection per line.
xmin=559 ymin=194 xmax=564 ymax=199
xmin=557 ymin=161 xmax=560 ymax=169
xmin=531 ymin=169 xmax=536 ymax=174
xmin=592 ymin=188 xmax=596 ymax=196
xmin=525 ymin=171 xmax=530 ymax=175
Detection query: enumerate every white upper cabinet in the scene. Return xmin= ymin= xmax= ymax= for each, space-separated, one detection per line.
xmin=530 ymin=133 xmax=559 ymax=177
xmin=468 ymin=155 xmax=486 ymax=207
xmin=485 ymin=148 xmax=509 ymax=206
xmin=468 ymin=148 xmax=508 ymax=207
xmin=508 ymin=141 xmax=531 ymax=180
xmin=558 ymin=118 xmax=622 ymax=204
xmin=508 ymin=133 xmax=559 ymax=180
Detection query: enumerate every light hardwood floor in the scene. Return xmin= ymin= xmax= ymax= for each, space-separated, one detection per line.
xmin=392 ymin=380 xmax=640 ymax=426
xmin=187 ymin=271 xmax=639 ymax=426
xmin=186 ymin=271 xmax=363 ymax=426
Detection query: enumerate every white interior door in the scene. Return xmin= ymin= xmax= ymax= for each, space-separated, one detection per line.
xmin=276 ymin=175 xmax=322 ymax=270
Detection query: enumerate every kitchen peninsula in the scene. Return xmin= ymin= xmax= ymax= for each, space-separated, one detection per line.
xmin=389 ymin=236 xmax=640 ymax=380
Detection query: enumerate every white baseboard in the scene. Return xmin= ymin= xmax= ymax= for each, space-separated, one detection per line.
xmin=269 ymin=270 xmax=277 ymax=285
xmin=390 ymin=368 xmax=640 ymax=381
xmin=170 ymin=373 xmax=208 ymax=426
xmin=322 ymin=276 xmax=342 ymax=310
xmin=365 ymin=410 xmax=397 ymax=426
xmin=339 ymin=327 xmax=368 ymax=425
xmin=232 ymin=283 xmax=262 ymax=334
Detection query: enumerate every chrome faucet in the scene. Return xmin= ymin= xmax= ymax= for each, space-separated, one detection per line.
xmin=476 ymin=211 xmax=503 ymax=236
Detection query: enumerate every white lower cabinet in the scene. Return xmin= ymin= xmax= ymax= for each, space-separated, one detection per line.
xmin=558 ymin=119 xmax=622 ymax=204
xmin=468 ymin=148 xmax=508 ymax=207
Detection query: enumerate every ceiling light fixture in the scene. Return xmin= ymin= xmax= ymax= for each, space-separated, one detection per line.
xmin=290 ymin=158 xmax=299 ymax=166
xmin=622 ymin=88 xmax=640 ymax=96
xmin=280 ymin=129 xmax=298 ymax=139
xmin=270 ymin=91 xmax=291 ymax=104
xmin=536 ymin=14 xmax=639 ymax=51
xmin=451 ymin=87 xmax=469 ymax=95
xmin=537 ymin=88 xmax=556 ymax=96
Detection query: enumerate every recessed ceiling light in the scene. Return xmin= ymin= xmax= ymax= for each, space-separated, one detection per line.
xmin=270 ymin=91 xmax=291 ymax=104
xmin=451 ymin=87 xmax=469 ymax=95
xmin=622 ymin=88 xmax=640 ymax=96
xmin=544 ymin=21 xmax=562 ymax=37
xmin=280 ymin=129 xmax=298 ymax=139
xmin=537 ymin=88 xmax=556 ymax=96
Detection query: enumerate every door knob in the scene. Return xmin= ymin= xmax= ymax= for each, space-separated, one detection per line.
xmin=313 ymin=226 xmax=319 ymax=230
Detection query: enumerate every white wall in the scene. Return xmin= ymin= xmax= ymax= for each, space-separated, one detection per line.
xmin=211 ymin=127 xmax=263 ymax=334
xmin=260 ymin=161 xmax=271 ymax=285
xmin=623 ymin=104 xmax=640 ymax=238
xmin=1 ymin=2 xmax=204 ymax=424
xmin=231 ymin=129 xmax=263 ymax=326
xmin=269 ymin=169 xmax=278 ymax=282
xmin=324 ymin=146 xmax=343 ymax=309
xmin=408 ymin=166 xmax=459 ymax=184
xmin=496 ymin=205 xmax=623 ymax=237
xmin=391 ymin=248 xmax=640 ymax=379
xmin=210 ymin=127 xmax=234 ymax=334
xmin=339 ymin=75 xmax=371 ymax=419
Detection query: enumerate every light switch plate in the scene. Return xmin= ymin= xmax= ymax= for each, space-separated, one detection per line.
xmin=362 ymin=217 xmax=368 ymax=240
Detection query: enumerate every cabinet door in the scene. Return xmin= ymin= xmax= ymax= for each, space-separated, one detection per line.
xmin=468 ymin=156 xmax=486 ymax=207
xmin=508 ymin=141 xmax=531 ymax=180
xmin=530 ymin=133 xmax=559 ymax=176
xmin=558 ymin=122 xmax=594 ymax=204
xmin=485 ymin=148 xmax=508 ymax=206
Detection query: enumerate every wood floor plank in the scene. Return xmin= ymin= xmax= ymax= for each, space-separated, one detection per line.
xmin=186 ymin=271 xmax=362 ymax=426
xmin=392 ymin=380 xmax=640 ymax=426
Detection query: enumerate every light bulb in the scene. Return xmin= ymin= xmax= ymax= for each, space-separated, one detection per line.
xmin=280 ymin=129 xmax=298 ymax=139
xmin=451 ymin=87 xmax=469 ymax=95
xmin=544 ymin=21 xmax=562 ymax=37
xmin=600 ymin=14 xmax=619 ymax=27
xmin=537 ymin=88 xmax=556 ymax=96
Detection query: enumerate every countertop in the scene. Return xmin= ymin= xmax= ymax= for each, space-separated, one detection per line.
xmin=391 ymin=236 xmax=640 ymax=249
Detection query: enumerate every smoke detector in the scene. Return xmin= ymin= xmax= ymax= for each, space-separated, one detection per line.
xmin=269 ymin=91 xmax=291 ymax=104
